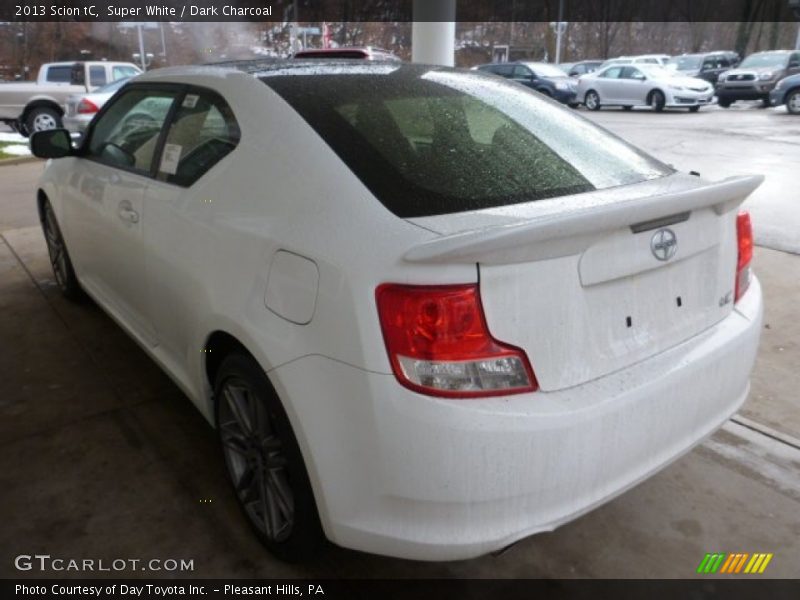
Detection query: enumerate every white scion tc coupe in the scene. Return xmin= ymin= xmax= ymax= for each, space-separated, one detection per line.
xmin=30 ymin=61 xmax=763 ymax=562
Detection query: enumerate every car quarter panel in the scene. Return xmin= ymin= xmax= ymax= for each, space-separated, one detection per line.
xmin=126 ymin=69 xmax=474 ymax=421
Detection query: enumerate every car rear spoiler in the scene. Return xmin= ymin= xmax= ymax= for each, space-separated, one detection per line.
xmin=403 ymin=175 xmax=763 ymax=265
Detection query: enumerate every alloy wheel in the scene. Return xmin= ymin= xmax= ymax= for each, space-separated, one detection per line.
xmin=218 ymin=378 xmax=295 ymax=542
xmin=43 ymin=205 xmax=69 ymax=290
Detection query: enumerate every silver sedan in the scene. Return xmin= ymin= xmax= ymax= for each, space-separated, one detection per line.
xmin=63 ymin=77 xmax=133 ymax=134
xmin=577 ymin=64 xmax=714 ymax=112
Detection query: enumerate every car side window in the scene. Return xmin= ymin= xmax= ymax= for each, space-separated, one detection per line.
xmin=46 ymin=66 xmax=72 ymax=83
xmin=87 ymin=88 xmax=178 ymax=174
xmin=601 ymin=67 xmax=623 ymax=79
xmin=155 ymin=91 xmax=240 ymax=187
xmin=89 ymin=65 xmax=107 ymax=87
xmin=113 ymin=66 xmax=140 ymax=81
xmin=493 ymin=65 xmax=514 ymax=78
xmin=621 ymin=67 xmax=645 ymax=80
xmin=512 ymin=65 xmax=532 ymax=80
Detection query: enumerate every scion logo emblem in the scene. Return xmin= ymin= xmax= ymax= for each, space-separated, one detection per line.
xmin=651 ymin=228 xmax=678 ymax=261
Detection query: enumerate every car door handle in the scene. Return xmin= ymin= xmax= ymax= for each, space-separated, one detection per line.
xmin=118 ymin=206 xmax=140 ymax=223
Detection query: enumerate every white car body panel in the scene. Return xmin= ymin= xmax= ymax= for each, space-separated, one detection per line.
xmin=36 ymin=64 xmax=763 ymax=561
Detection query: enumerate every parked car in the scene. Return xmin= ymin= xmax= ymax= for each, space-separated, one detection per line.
xmin=293 ymin=46 xmax=401 ymax=61
xmin=578 ymin=64 xmax=714 ymax=111
xmin=476 ymin=61 xmax=578 ymax=105
xmin=716 ymin=50 xmax=800 ymax=107
xmin=666 ymin=52 xmax=737 ymax=83
xmin=556 ymin=62 xmax=576 ymax=75
xmin=30 ymin=61 xmax=762 ymax=562
xmin=0 ymin=61 xmax=141 ymax=135
xmin=565 ymin=60 xmax=603 ymax=77
xmin=769 ymin=72 xmax=800 ymax=114
xmin=63 ymin=77 xmax=134 ymax=134
xmin=599 ymin=54 xmax=671 ymax=69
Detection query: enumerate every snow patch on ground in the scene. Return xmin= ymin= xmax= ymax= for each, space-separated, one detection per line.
xmin=0 ymin=144 xmax=30 ymax=156
xmin=0 ymin=132 xmax=26 ymax=143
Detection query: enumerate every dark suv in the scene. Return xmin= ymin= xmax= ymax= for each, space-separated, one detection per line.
xmin=666 ymin=52 xmax=738 ymax=83
xmin=476 ymin=61 xmax=578 ymax=106
xmin=716 ymin=50 xmax=800 ymax=107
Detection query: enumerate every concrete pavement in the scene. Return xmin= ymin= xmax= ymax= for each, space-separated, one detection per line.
xmin=584 ymin=103 xmax=800 ymax=255
xmin=1 ymin=121 xmax=799 ymax=578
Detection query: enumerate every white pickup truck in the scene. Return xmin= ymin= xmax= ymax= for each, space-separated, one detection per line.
xmin=0 ymin=61 xmax=141 ymax=136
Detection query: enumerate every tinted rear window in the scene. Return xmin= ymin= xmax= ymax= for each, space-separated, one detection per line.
xmin=263 ymin=65 xmax=672 ymax=218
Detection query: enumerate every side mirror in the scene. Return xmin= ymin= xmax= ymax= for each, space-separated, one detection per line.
xmin=789 ymin=61 xmax=800 ymax=69
xmin=30 ymin=129 xmax=73 ymax=159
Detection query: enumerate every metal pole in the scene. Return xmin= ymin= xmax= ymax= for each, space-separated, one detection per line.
xmin=411 ymin=0 xmax=457 ymax=66
xmin=137 ymin=24 xmax=147 ymax=71
xmin=555 ymin=0 xmax=564 ymax=64
xmin=159 ymin=22 xmax=167 ymax=64
xmin=795 ymin=24 xmax=800 ymax=50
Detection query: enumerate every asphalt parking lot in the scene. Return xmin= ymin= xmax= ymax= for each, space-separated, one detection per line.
xmin=1 ymin=104 xmax=799 ymax=578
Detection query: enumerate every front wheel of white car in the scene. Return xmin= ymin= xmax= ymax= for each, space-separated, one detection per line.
xmin=649 ymin=90 xmax=666 ymax=112
xmin=584 ymin=90 xmax=601 ymax=111
xmin=42 ymin=200 xmax=82 ymax=300
xmin=215 ymin=353 xmax=325 ymax=562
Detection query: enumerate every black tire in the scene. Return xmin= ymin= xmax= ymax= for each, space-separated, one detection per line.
xmin=214 ymin=353 xmax=325 ymax=562
xmin=649 ymin=90 xmax=666 ymax=112
xmin=584 ymin=90 xmax=601 ymax=111
xmin=622 ymin=106 xmax=633 ymax=111
xmin=718 ymin=98 xmax=732 ymax=108
xmin=25 ymin=107 xmax=62 ymax=136
xmin=567 ymin=102 xmax=580 ymax=109
xmin=42 ymin=200 xmax=83 ymax=300
xmin=787 ymin=89 xmax=800 ymax=115
xmin=689 ymin=106 xmax=701 ymax=113
xmin=537 ymin=88 xmax=552 ymax=97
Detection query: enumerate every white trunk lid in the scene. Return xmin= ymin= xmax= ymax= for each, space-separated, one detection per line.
xmin=405 ymin=174 xmax=762 ymax=391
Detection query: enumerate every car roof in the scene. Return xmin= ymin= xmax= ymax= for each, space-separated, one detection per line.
xmin=137 ymin=60 xmax=459 ymax=84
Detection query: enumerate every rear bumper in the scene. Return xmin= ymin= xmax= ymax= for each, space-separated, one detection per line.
xmin=269 ymin=278 xmax=763 ymax=561
xmin=62 ymin=114 xmax=93 ymax=133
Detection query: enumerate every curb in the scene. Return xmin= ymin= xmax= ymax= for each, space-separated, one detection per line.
xmin=0 ymin=155 xmax=40 ymax=167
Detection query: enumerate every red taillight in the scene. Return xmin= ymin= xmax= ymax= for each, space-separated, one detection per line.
xmin=76 ymin=98 xmax=99 ymax=114
xmin=375 ymin=283 xmax=537 ymax=398
xmin=735 ymin=211 xmax=753 ymax=303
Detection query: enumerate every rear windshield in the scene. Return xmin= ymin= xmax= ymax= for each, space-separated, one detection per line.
xmin=263 ymin=65 xmax=672 ymax=218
